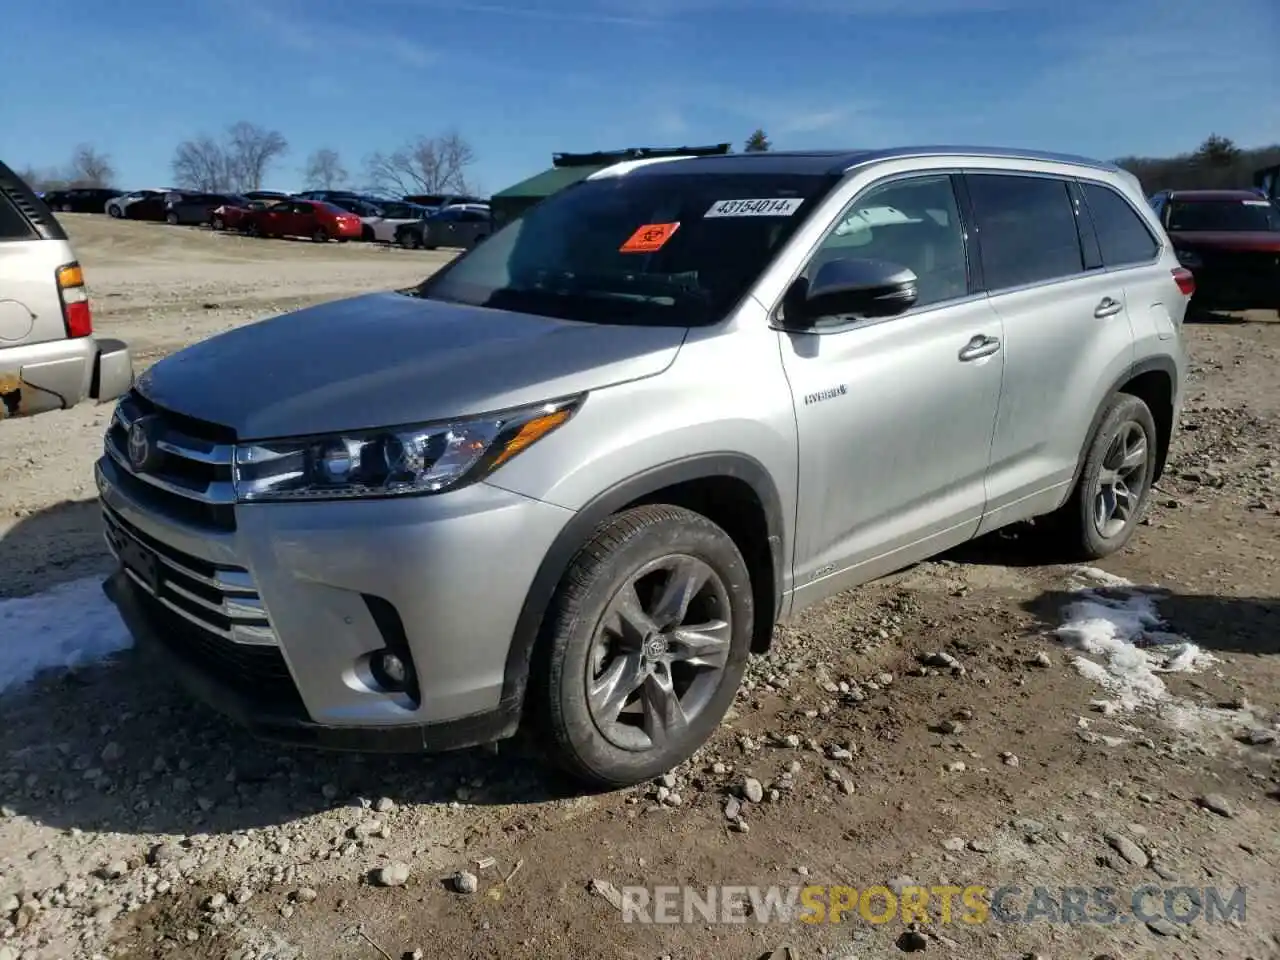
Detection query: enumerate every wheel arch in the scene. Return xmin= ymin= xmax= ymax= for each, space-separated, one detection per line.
xmin=503 ymin=454 xmax=787 ymax=718
xmin=1070 ymin=354 xmax=1178 ymax=492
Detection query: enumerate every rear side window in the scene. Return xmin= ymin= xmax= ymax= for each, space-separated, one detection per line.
xmin=1080 ymin=183 xmax=1159 ymax=266
xmin=966 ymin=174 xmax=1083 ymax=291
xmin=0 ymin=193 xmax=37 ymax=241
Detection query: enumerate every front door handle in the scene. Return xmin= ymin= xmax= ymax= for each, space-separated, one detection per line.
xmin=959 ymin=334 xmax=1001 ymax=362
xmin=1094 ymin=296 xmax=1124 ymax=318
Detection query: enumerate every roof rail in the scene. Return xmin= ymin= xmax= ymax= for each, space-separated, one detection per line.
xmin=552 ymin=144 xmax=731 ymax=167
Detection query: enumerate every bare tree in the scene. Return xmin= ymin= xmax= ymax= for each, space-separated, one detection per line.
xmin=225 ymin=122 xmax=289 ymax=192
xmin=303 ymin=148 xmax=348 ymax=190
xmin=364 ymin=132 xmax=476 ymax=196
xmin=67 ymin=144 xmax=116 ymax=187
xmin=170 ymin=122 xmax=289 ymax=193
xmin=171 ymin=136 xmax=232 ymax=192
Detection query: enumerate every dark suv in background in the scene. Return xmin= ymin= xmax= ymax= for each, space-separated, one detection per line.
xmin=42 ymin=187 xmax=123 ymax=213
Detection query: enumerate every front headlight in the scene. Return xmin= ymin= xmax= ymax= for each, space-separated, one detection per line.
xmin=232 ymin=396 xmax=581 ymax=503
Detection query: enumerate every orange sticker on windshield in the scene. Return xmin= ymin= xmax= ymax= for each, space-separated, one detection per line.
xmin=620 ymin=222 xmax=680 ymax=253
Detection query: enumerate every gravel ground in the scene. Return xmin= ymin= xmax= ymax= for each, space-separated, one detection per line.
xmin=1 ymin=216 xmax=1278 ymax=960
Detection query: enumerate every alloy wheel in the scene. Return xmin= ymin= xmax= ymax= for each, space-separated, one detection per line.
xmin=586 ymin=555 xmax=733 ymax=753
xmin=1092 ymin=420 xmax=1149 ymax=539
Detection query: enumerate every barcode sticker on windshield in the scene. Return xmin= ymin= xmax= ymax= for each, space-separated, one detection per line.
xmin=705 ymin=198 xmax=804 ymax=218
xmin=1243 ymin=200 xmax=1271 ymax=206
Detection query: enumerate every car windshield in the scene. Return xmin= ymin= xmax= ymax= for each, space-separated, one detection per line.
xmin=1168 ymin=198 xmax=1280 ymax=232
xmin=413 ymin=171 xmax=839 ymax=326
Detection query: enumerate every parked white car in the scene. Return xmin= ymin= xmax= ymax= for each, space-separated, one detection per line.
xmin=360 ymin=201 xmax=432 ymax=243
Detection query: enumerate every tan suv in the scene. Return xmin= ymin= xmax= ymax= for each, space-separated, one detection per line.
xmin=0 ymin=161 xmax=132 ymax=420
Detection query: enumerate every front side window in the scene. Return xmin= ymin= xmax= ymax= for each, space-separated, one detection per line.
xmin=416 ymin=171 xmax=839 ymax=326
xmin=1080 ymin=182 xmax=1159 ymax=266
xmin=802 ymin=174 xmax=969 ymax=309
xmin=1167 ymin=198 xmax=1280 ymax=232
xmin=967 ymin=173 xmax=1084 ymax=291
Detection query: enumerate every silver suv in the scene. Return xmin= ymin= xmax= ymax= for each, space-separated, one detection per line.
xmin=98 ymin=147 xmax=1189 ymax=787
xmin=1 ymin=162 xmax=133 ymax=420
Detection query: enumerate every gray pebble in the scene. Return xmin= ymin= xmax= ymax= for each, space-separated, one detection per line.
xmin=1104 ymin=832 xmax=1149 ymax=868
xmin=452 ymin=870 xmax=479 ymax=894
xmin=1197 ymin=793 xmax=1234 ymax=818
xmin=372 ymin=862 xmax=410 ymax=887
xmin=741 ymin=778 xmax=764 ymax=804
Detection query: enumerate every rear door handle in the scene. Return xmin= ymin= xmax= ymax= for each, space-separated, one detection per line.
xmin=1094 ymin=296 xmax=1124 ymax=318
xmin=959 ymin=334 xmax=1001 ymax=361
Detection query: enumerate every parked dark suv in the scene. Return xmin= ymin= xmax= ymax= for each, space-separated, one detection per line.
xmin=42 ymin=187 xmax=123 ymax=214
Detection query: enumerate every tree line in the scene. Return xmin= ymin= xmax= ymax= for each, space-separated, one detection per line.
xmin=16 ymin=123 xmax=480 ymax=197
xmin=16 ymin=130 xmax=1280 ymax=199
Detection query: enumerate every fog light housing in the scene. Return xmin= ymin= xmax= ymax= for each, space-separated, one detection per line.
xmin=370 ymin=651 xmax=408 ymax=692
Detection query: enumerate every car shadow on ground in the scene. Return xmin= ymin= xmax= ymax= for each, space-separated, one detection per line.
xmin=1184 ymin=307 xmax=1254 ymax=325
xmin=1 ymin=497 xmax=115 ymax=598
xmin=0 ymin=501 xmax=593 ymax=838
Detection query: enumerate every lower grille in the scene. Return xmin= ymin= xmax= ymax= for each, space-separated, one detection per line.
xmin=103 ymin=507 xmax=304 ymax=711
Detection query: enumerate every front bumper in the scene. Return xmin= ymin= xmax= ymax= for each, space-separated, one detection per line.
xmin=0 ymin=335 xmax=132 ymax=419
xmin=1186 ymin=258 xmax=1280 ymax=310
xmin=96 ymin=455 xmax=573 ymax=751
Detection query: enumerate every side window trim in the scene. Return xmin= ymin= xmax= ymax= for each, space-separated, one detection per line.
xmin=1067 ymin=180 xmax=1105 ymax=272
xmin=768 ymin=169 xmax=981 ymax=332
xmin=1074 ymin=178 xmax=1163 ymax=272
xmin=959 ymin=170 xmax=1088 ymax=297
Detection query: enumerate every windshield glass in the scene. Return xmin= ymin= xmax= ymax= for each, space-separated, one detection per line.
xmin=414 ymin=171 xmax=839 ymax=326
xmin=1168 ymin=198 xmax=1280 ymax=232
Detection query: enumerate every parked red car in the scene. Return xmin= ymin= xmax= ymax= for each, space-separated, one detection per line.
xmin=1150 ymin=189 xmax=1280 ymax=311
xmin=241 ymin=199 xmax=362 ymax=242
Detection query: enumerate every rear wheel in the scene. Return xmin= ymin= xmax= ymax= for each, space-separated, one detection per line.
xmin=312 ymin=226 xmax=329 ymax=243
xmin=399 ymin=231 xmax=419 ymax=250
xmin=211 ymin=216 xmax=225 ymax=231
xmin=534 ymin=505 xmax=754 ymax=788
xmin=166 ymin=212 xmax=178 ymax=225
xmin=246 ymin=222 xmax=262 ymax=238
xmin=1046 ymin=393 xmax=1158 ymax=560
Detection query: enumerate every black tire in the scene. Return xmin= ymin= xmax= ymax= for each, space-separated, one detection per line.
xmin=312 ymin=227 xmax=329 ymax=243
xmin=399 ymin=231 xmax=419 ymax=250
xmin=211 ymin=216 xmax=225 ymax=231
xmin=535 ymin=504 xmax=754 ymax=788
xmin=361 ymin=225 xmax=375 ymax=243
xmin=1046 ymin=392 xmax=1158 ymax=560
xmin=108 ymin=205 xmax=122 ymax=219
xmin=246 ymin=222 xmax=262 ymax=238
xmin=166 ymin=212 xmax=178 ymax=225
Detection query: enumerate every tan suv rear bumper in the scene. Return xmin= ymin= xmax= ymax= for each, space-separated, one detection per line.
xmin=0 ymin=336 xmax=133 ymax=420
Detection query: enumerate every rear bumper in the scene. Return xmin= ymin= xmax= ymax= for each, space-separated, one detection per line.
xmin=0 ymin=335 xmax=132 ymax=419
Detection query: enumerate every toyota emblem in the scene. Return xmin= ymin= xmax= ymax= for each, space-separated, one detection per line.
xmin=127 ymin=417 xmax=158 ymax=472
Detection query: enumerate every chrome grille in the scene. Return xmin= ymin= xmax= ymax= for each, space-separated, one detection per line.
xmin=102 ymin=506 xmax=278 ymax=647
xmin=104 ymin=392 xmax=237 ymax=530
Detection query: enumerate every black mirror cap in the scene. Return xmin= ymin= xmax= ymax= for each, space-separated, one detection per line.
xmin=788 ymin=257 xmax=919 ymax=327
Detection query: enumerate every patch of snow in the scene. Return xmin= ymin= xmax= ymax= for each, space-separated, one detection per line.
xmin=1054 ymin=567 xmax=1217 ymax=711
xmin=0 ymin=577 xmax=131 ymax=694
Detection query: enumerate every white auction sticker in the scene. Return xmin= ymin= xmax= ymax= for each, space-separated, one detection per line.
xmin=705 ymin=197 xmax=804 ymax=218
xmin=1243 ymin=199 xmax=1271 ymax=206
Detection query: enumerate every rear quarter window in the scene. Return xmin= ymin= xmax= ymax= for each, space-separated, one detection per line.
xmin=0 ymin=193 xmax=37 ymax=242
xmin=1080 ymin=183 xmax=1159 ymax=266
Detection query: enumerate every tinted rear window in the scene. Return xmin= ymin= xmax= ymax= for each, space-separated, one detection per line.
xmin=1080 ymin=182 xmax=1159 ymax=266
xmin=416 ymin=171 xmax=839 ymax=326
xmin=0 ymin=193 xmax=37 ymax=241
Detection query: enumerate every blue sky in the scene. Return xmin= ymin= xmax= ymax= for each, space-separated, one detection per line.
xmin=3 ymin=0 xmax=1277 ymax=195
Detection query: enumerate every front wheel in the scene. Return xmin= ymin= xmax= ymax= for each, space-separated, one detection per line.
xmin=166 ymin=212 xmax=178 ymax=225
xmin=535 ymin=505 xmax=754 ymax=787
xmin=1047 ymin=393 xmax=1158 ymax=560
xmin=312 ymin=227 xmax=329 ymax=243
xmin=108 ymin=205 xmax=122 ymax=219
xmin=211 ymin=216 xmax=225 ymax=231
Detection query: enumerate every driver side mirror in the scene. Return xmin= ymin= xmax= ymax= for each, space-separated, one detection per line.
xmin=783 ymin=257 xmax=918 ymax=329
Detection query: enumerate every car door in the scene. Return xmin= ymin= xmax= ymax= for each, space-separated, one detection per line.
xmin=965 ymin=171 xmax=1137 ymax=535
xmin=266 ymin=202 xmax=299 ymax=236
xmin=780 ymin=172 xmax=1006 ymax=605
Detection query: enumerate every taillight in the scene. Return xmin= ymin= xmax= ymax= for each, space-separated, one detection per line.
xmin=1171 ymin=267 xmax=1195 ymax=297
xmin=56 ymin=262 xmax=93 ymax=338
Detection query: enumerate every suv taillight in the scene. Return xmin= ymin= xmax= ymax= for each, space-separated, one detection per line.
xmin=56 ymin=262 xmax=93 ymax=338
xmin=1171 ymin=267 xmax=1195 ymax=297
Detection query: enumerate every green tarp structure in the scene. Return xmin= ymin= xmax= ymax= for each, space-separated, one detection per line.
xmin=488 ymin=144 xmax=732 ymax=229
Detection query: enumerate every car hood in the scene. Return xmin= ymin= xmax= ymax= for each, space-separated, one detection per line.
xmin=134 ymin=291 xmax=687 ymax=439
xmin=1169 ymin=231 xmax=1280 ymax=252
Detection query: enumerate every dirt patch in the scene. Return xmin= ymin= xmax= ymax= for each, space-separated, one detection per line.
xmin=0 ymin=221 xmax=1277 ymax=959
